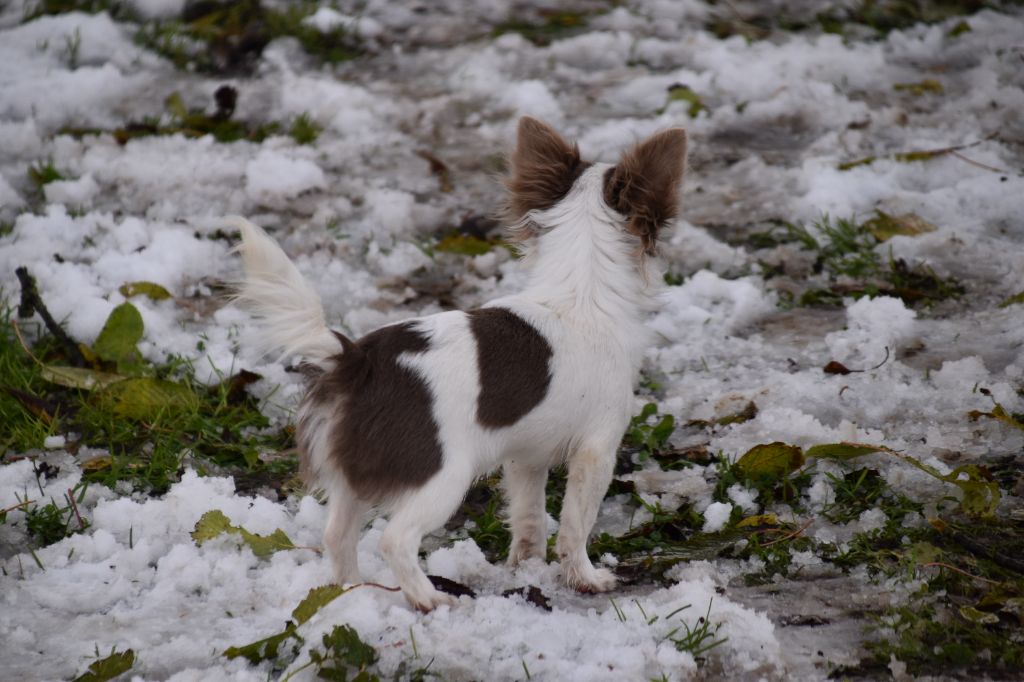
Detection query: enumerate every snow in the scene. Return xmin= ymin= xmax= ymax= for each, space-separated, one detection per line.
xmin=2 ymin=0 xmax=1023 ymax=679
xmin=245 ymin=150 xmax=327 ymax=204
xmin=1 ymin=471 xmax=779 ymax=681
xmin=825 ymin=296 xmax=917 ymax=365
xmin=701 ymin=501 xmax=733 ymax=533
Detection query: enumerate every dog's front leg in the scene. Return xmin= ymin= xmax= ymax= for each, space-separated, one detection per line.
xmin=503 ymin=459 xmax=549 ymax=565
xmin=556 ymin=443 xmax=617 ymax=593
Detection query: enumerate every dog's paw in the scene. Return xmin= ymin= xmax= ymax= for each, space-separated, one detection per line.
xmin=507 ymin=538 xmax=547 ymax=566
xmin=564 ymin=564 xmax=617 ymax=594
xmin=408 ymin=589 xmax=458 ymax=613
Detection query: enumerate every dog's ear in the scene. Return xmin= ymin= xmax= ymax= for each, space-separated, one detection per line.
xmin=504 ymin=117 xmax=585 ymax=228
xmin=603 ymin=129 xmax=687 ymax=255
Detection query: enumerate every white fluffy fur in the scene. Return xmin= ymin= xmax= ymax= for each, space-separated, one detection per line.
xmin=227 ymin=216 xmax=342 ymax=362
xmin=235 ymin=164 xmax=665 ymax=611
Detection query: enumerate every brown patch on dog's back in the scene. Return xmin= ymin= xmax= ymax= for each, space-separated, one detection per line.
xmin=302 ymin=322 xmax=442 ymax=499
xmin=504 ymin=117 xmax=590 ymax=232
xmin=468 ymin=307 xmax=553 ymax=428
xmin=603 ymin=129 xmax=688 ymax=255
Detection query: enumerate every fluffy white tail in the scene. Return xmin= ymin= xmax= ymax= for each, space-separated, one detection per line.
xmin=227 ymin=216 xmax=342 ymax=362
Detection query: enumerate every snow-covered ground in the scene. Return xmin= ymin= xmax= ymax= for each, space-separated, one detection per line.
xmin=2 ymin=0 xmax=1023 ymax=680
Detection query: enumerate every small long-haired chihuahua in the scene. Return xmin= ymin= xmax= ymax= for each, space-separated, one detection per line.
xmin=231 ymin=117 xmax=687 ymax=611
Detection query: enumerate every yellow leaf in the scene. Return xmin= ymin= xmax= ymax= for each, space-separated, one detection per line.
xmin=737 ymin=514 xmax=778 ymax=528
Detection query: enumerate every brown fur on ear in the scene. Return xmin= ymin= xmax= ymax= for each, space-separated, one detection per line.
xmin=503 ymin=117 xmax=588 ymax=234
xmin=603 ymin=129 xmax=688 ymax=255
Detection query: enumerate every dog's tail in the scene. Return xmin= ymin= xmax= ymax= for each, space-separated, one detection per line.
xmin=227 ymin=216 xmax=343 ymax=362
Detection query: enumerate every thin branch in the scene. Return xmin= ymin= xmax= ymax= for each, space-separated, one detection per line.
xmin=347 ymin=581 xmax=402 ymax=593
xmin=0 ymin=499 xmax=35 ymax=515
xmin=920 ymin=562 xmax=1000 ymax=585
xmin=950 ymin=151 xmax=1012 ymax=175
xmin=762 ymin=518 xmax=814 ymax=547
xmin=66 ymin=488 xmax=85 ymax=530
xmin=14 ymin=267 xmax=88 ymax=367
xmin=869 ymin=346 xmax=890 ymax=371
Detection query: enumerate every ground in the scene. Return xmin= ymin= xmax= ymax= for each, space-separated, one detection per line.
xmin=1 ymin=0 xmax=1023 ymax=680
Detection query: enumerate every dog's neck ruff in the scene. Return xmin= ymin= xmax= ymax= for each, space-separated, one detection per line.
xmin=520 ymin=163 xmax=656 ymax=361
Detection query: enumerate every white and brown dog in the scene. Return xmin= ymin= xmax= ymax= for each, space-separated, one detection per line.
xmin=231 ymin=117 xmax=687 ymax=611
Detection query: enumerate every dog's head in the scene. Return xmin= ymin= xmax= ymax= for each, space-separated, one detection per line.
xmin=503 ymin=117 xmax=687 ymax=257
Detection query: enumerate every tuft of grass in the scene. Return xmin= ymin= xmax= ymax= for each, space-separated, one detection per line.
xmin=60 ymin=87 xmax=289 ymax=146
xmin=664 ymin=600 xmax=728 ymax=659
xmin=461 ymin=486 xmax=511 ymax=561
xmin=288 ymin=113 xmax=321 ymax=145
xmin=767 ymin=213 xmax=965 ymax=308
xmin=27 ymin=160 xmax=65 ymax=190
xmin=590 ymin=496 xmax=705 ymax=563
xmin=492 ymin=9 xmax=592 ymax=46
xmin=24 ymin=494 xmax=85 ymax=546
xmin=623 ymin=403 xmax=676 ymax=462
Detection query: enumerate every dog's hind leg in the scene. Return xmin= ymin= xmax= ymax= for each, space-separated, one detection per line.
xmin=503 ymin=459 xmax=549 ymax=565
xmin=324 ymin=485 xmax=369 ymax=586
xmin=556 ymin=441 xmax=618 ymax=593
xmin=378 ymin=463 xmax=475 ymax=611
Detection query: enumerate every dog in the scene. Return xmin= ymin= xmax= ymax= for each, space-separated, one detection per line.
xmin=231 ymin=117 xmax=687 ymax=611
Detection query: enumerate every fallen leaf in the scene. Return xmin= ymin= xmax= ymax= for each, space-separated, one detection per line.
xmin=80 ymin=455 xmax=113 ymax=473
xmin=805 ymin=443 xmax=883 ymax=461
xmin=893 ymin=79 xmax=944 ymax=96
xmin=192 ymin=509 xmax=296 ymax=559
xmin=428 ymin=575 xmax=476 ymax=598
xmin=92 ymin=302 xmax=144 ymax=370
xmin=73 ymin=649 xmax=135 ymax=682
xmin=736 ymin=513 xmax=779 ymax=528
xmin=959 ymin=605 xmax=999 ymax=625
xmin=863 ymin=210 xmax=937 ymax=242
xmin=41 ymin=365 xmax=127 ymax=391
xmin=97 ymin=377 xmax=198 ymax=421
xmin=823 ymin=361 xmax=852 ymax=375
xmin=224 ymin=584 xmax=348 ymax=663
xmin=734 ymin=442 xmax=805 ymax=480
xmin=501 ymin=585 xmax=552 ymax=611
xmin=119 ymin=281 xmax=172 ymax=300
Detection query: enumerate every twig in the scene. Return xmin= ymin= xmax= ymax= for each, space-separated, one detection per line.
xmin=347 ymin=581 xmax=402 ymax=593
xmin=762 ymin=518 xmax=814 ymax=547
xmin=0 ymin=499 xmax=35 ymax=514
xmin=869 ymin=346 xmax=890 ymax=371
xmin=14 ymin=267 xmax=88 ymax=367
xmin=920 ymin=562 xmax=1000 ymax=585
xmin=950 ymin=151 xmax=1012 ymax=175
xmin=11 ymin=320 xmax=44 ymax=366
xmin=291 ymin=544 xmax=323 ymax=554
xmin=66 ymin=487 xmax=85 ymax=530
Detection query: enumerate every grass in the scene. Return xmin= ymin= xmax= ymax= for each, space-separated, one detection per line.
xmin=461 ymin=486 xmax=511 ymax=561
xmin=23 ymin=0 xmax=133 ymax=22
xmin=289 ymin=113 xmax=321 ymax=145
xmin=752 ymin=214 xmax=964 ymax=308
xmin=27 ymin=160 xmax=65 ymax=191
xmin=59 ymin=90 xmax=321 ymax=147
xmin=0 ymin=301 xmax=296 ymax=505
xmin=492 ymin=9 xmax=593 ymax=46
xmin=133 ymin=0 xmax=361 ymax=74
xmin=705 ymin=0 xmax=1014 ymax=41
xmin=24 ymin=483 xmax=91 ymax=547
